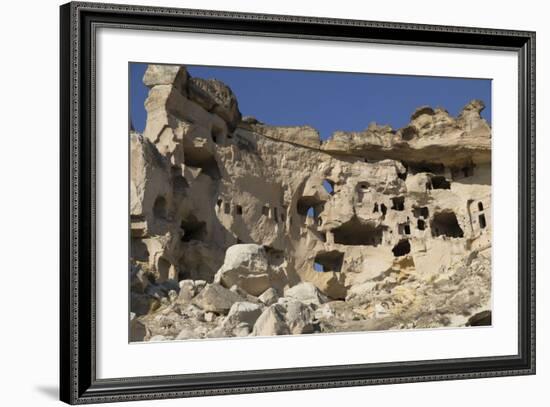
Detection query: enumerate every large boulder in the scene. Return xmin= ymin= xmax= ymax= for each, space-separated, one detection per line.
xmin=252 ymin=304 xmax=290 ymax=336
xmin=177 ymin=279 xmax=196 ymax=303
xmin=223 ymin=301 xmax=263 ymax=328
xmin=258 ymin=287 xmax=280 ymax=306
xmin=192 ymin=283 xmax=243 ymax=314
xmin=279 ymin=299 xmax=316 ymax=335
xmin=284 ymin=282 xmax=328 ymax=306
xmin=215 ymin=244 xmax=272 ymax=296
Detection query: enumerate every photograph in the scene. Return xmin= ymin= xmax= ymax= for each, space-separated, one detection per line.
xmin=129 ymin=63 xmax=493 ymax=342
xmin=56 ymin=2 xmax=536 ymax=403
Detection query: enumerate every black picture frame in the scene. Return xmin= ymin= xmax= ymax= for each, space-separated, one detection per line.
xmin=60 ymin=2 xmax=536 ymax=404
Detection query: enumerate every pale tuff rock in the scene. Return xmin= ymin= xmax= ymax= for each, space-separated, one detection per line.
xmin=258 ymin=287 xmax=280 ymax=306
xmin=284 ymin=282 xmax=329 ymax=306
xmin=130 ymin=64 xmax=492 ymax=341
xmin=177 ymin=279 xmax=195 ymax=302
xmin=214 ymin=244 xmax=275 ymax=296
xmin=279 ymin=299 xmax=316 ymax=334
xmin=252 ymin=304 xmax=290 ymax=336
xmin=188 ymin=77 xmax=241 ymax=130
xmin=191 ymin=283 xmax=244 ymax=314
xmin=223 ymin=302 xmax=263 ymax=330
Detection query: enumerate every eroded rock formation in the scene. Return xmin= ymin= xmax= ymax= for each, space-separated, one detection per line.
xmin=130 ymin=64 xmax=492 ymax=342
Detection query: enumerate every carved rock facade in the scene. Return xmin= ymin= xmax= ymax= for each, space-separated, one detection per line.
xmin=130 ymin=65 xmax=492 ymax=341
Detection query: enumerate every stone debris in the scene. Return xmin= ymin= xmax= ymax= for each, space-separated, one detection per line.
xmin=130 ymin=64 xmax=492 ymax=341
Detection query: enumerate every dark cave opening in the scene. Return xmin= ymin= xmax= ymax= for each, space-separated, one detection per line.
xmin=431 ymin=211 xmax=464 ymax=238
xmin=407 ymin=162 xmax=445 ymax=175
xmin=392 ymin=239 xmax=411 ymax=257
xmin=479 ymin=213 xmax=487 ymax=229
xmin=180 ymin=214 xmax=207 ymax=242
xmin=297 ymin=196 xmax=324 ymax=219
xmin=430 ymin=175 xmax=451 ymax=190
xmin=314 ymin=250 xmax=344 ymax=272
xmin=153 ymin=195 xmax=167 ymax=219
xmin=413 ymin=206 xmax=429 ymax=218
xmin=332 ymin=218 xmax=385 ymax=246
xmin=391 ymin=196 xmax=405 ymax=211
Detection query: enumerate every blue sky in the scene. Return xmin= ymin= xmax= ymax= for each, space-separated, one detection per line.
xmin=130 ymin=63 xmax=491 ymax=140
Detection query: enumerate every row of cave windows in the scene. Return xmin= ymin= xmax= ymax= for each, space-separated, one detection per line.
xmin=313 ymin=238 xmax=414 ymax=272
xmin=313 ymin=209 xmax=483 ymax=273
xmin=216 ymin=200 xmax=288 ymax=223
xmin=313 ymin=208 xmax=481 ymax=272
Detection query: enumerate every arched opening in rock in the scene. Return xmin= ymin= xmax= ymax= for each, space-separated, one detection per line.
xmin=323 ymin=179 xmax=335 ymax=195
xmin=157 ymin=257 xmax=171 ymax=281
xmin=357 ymin=182 xmax=370 ymax=191
xmin=332 ymin=218 xmax=385 ymax=246
xmin=479 ymin=213 xmax=487 ymax=229
xmin=400 ymin=125 xmax=417 ymax=141
xmin=297 ymin=196 xmax=324 ymax=219
xmin=235 ymin=205 xmax=243 ymax=215
xmin=153 ymin=196 xmax=167 ymax=219
xmin=314 ymin=250 xmax=344 ymax=272
xmin=180 ymin=215 xmax=206 ymax=242
xmin=391 ymin=196 xmax=405 ymax=211
xmin=380 ymin=203 xmax=387 ymax=216
xmin=431 ymin=175 xmax=451 ymax=190
xmin=356 ymin=182 xmax=370 ymax=201
xmin=411 ymin=106 xmax=435 ymax=120
xmin=373 ymin=203 xmax=379 ymax=213
xmin=408 ymin=162 xmax=445 ymax=175
xmin=478 ymin=201 xmax=484 ymax=211
xmin=183 ymin=151 xmax=221 ymax=180
xmin=211 ymin=126 xmax=223 ymax=144
xmin=462 ymin=164 xmax=474 ymax=178
xmin=392 ymin=239 xmax=411 ymax=257
xmin=431 ymin=211 xmax=464 ymax=238
xmin=417 ymin=219 xmax=426 ymax=230
xmin=262 ymin=205 xmax=269 ymax=216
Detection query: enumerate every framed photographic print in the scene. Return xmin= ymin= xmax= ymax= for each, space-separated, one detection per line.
xmin=60 ymin=1 xmax=536 ymax=404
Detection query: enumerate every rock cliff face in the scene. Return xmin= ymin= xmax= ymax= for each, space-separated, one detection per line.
xmin=130 ymin=64 xmax=492 ymax=342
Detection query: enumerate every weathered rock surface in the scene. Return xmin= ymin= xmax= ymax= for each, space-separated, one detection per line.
xmin=284 ymin=282 xmax=328 ymax=306
xmin=214 ymin=244 xmax=276 ymax=296
xmin=258 ymin=287 xmax=280 ymax=306
xmin=321 ymin=101 xmax=491 ymax=167
xmin=192 ymin=283 xmax=244 ymax=314
xmin=223 ymin=301 xmax=263 ymax=328
xmin=252 ymin=304 xmax=290 ymax=336
xmin=130 ymin=64 xmax=492 ymax=342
